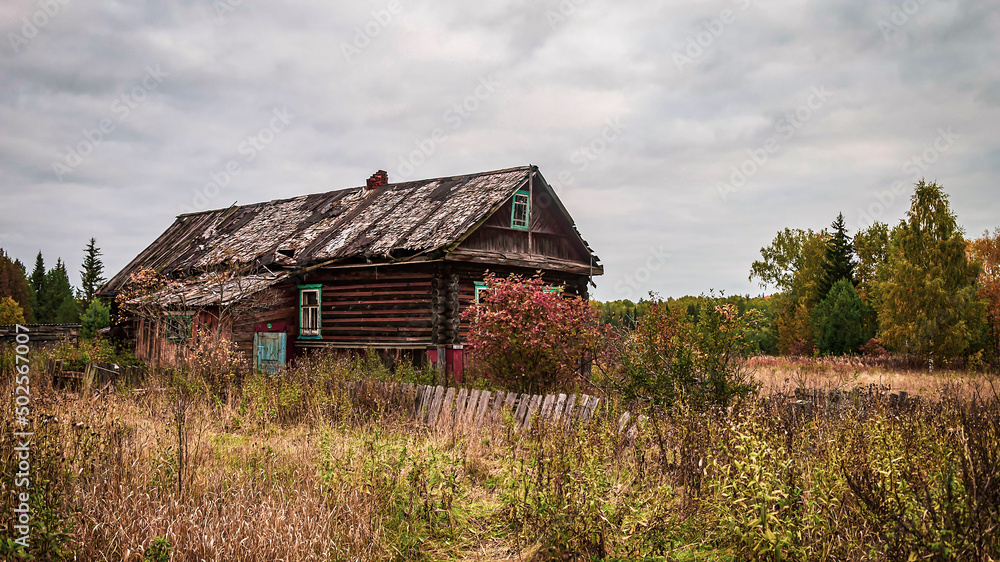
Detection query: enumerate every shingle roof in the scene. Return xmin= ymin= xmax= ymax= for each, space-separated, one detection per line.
xmin=102 ymin=166 xmax=599 ymax=295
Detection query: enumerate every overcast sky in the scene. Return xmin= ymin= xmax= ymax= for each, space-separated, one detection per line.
xmin=1 ymin=0 xmax=997 ymax=302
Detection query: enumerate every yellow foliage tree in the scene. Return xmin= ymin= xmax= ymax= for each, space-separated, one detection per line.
xmin=0 ymin=295 xmax=26 ymax=324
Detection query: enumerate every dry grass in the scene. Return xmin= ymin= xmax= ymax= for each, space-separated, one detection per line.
xmin=3 ymin=351 xmax=999 ymax=560
xmin=13 ymin=385 xmax=389 ymax=561
xmin=748 ymin=355 xmax=995 ymax=397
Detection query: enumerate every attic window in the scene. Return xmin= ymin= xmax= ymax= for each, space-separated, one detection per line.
xmin=277 ymin=248 xmax=295 ymax=259
xmin=510 ymin=190 xmax=530 ymax=230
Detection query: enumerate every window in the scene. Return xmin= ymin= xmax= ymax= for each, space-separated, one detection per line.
xmin=474 ymin=281 xmax=491 ymax=304
xmin=510 ymin=190 xmax=530 ymax=230
xmin=298 ymin=284 xmax=322 ymax=338
xmin=164 ymin=314 xmax=193 ymax=343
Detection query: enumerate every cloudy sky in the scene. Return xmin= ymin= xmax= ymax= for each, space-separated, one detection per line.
xmin=1 ymin=0 xmax=997 ymax=301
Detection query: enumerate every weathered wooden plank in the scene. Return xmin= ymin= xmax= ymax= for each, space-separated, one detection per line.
xmin=438 ymin=387 xmax=456 ymax=426
xmin=463 ymin=389 xmax=481 ymax=427
xmin=514 ymin=393 xmax=531 ymax=428
xmin=540 ymin=394 xmax=555 ymax=421
xmin=574 ymin=395 xmax=589 ymax=422
xmin=552 ymin=394 xmax=567 ymax=422
xmin=523 ymin=394 xmax=542 ymax=430
xmin=475 ymin=390 xmax=492 ymax=426
xmin=413 ymin=384 xmax=425 ymax=415
xmin=618 ymin=412 xmax=631 ymax=433
xmin=562 ymin=394 xmax=576 ymax=427
xmin=427 ymin=386 xmax=445 ymax=424
xmin=491 ymin=391 xmax=507 ymax=421
xmin=419 ymin=385 xmax=434 ymax=418
xmin=454 ymin=388 xmax=469 ymax=425
xmin=581 ymin=396 xmax=599 ymax=422
xmin=504 ymin=393 xmax=518 ymax=418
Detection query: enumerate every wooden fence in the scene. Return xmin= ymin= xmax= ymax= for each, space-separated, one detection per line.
xmin=347 ymin=380 xmax=605 ymax=431
xmin=48 ymin=359 xmax=146 ymax=391
xmin=1 ymin=324 xmax=80 ymax=347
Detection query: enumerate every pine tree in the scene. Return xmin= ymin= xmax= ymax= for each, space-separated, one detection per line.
xmin=79 ymin=238 xmax=106 ymax=309
xmin=875 ymin=180 xmax=985 ymax=361
xmin=29 ymin=251 xmax=45 ymax=322
xmin=0 ymin=250 xmax=32 ymax=322
xmin=818 ymin=212 xmax=856 ymax=301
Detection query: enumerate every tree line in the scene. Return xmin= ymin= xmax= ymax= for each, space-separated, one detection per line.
xmin=0 ymin=238 xmax=111 ymax=337
xmin=596 ymin=180 xmax=998 ymax=366
xmin=750 ymin=179 xmax=997 ymax=364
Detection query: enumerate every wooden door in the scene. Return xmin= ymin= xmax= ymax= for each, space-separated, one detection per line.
xmin=254 ymin=332 xmax=286 ymax=374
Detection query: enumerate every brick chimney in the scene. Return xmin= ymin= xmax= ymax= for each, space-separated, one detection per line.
xmin=366 ymin=170 xmax=389 ymax=190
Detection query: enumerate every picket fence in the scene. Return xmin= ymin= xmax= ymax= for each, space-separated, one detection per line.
xmin=346 ymin=380 xmax=605 ymax=431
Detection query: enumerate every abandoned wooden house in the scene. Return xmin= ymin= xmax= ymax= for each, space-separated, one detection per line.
xmin=98 ymin=165 xmax=603 ymax=378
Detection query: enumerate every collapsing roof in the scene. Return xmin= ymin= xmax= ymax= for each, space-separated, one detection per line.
xmin=101 ymin=165 xmax=601 ymax=296
xmin=125 ymin=272 xmax=288 ymax=308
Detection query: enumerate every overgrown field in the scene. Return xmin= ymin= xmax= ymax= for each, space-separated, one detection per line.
xmin=2 ymin=353 xmax=999 ymax=560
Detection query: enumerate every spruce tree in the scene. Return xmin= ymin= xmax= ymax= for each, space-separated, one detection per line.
xmin=41 ymin=259 xmax=78 ymax=324
xmin=812 ymin=279 xmax=874 ymax=355
xmin=875 ymin=180 xmax=984 ymax=361
xmin=79 ymin=238 xmax=106 ymax=309
xmin=818 ymin=212 xmax=856 ymax=301
xmin=29 ymin=252 xmax=45 ymax=322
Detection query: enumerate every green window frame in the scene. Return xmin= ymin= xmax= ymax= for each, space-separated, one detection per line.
xmin=298 ymin=284 xmax=322 ymax=339
xmin=164 ymin=313 xmax=193 ymax=343
xmin=510 ymin=189 xmax=530 ymax=230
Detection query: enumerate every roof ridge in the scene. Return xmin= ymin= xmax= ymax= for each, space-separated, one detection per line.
xmin=174 ymin=165 xmax=533 ymax=218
